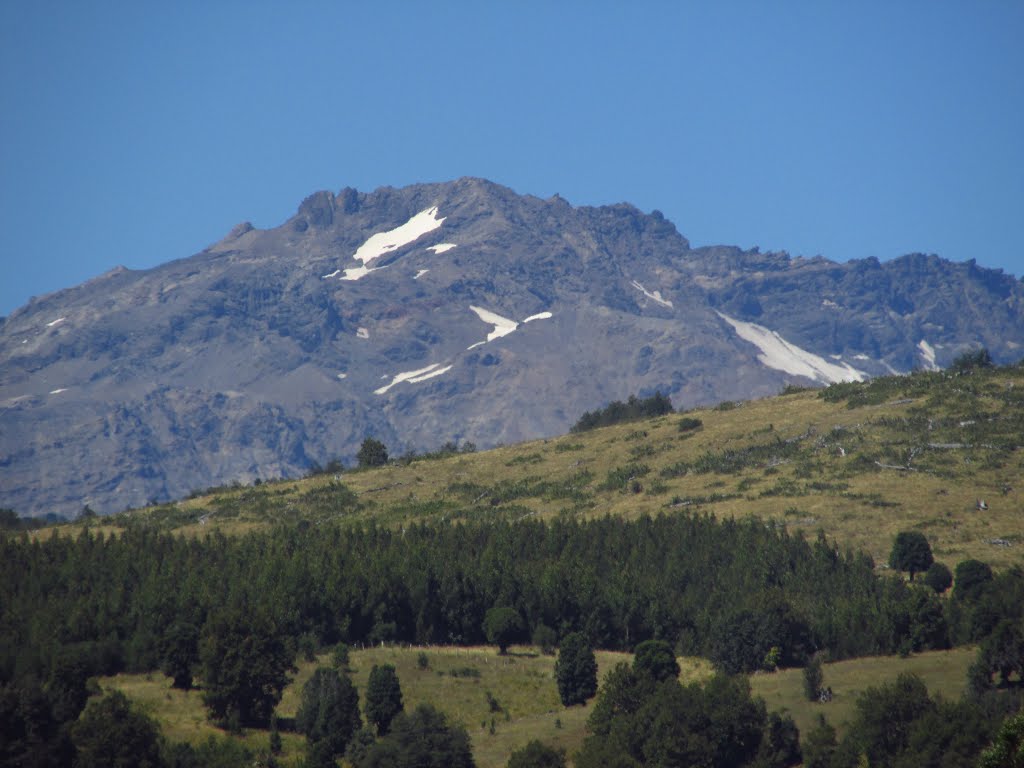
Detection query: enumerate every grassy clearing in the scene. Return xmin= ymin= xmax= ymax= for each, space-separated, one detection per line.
xmin=749 ymin=646 xmax=976 ymax=741
xmin=41 ymin=368 xmax=1024 ymax=569
xmin=98 ymin=645 xmax=974 ymax=767
xmin=99 ymin=645 xmax=715 ymax=768
xmin=94 ymin=672 xmax=306 ymax=764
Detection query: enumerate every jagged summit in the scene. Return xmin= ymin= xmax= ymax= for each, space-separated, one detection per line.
xmin=1 ymin=178 xmax=1021 ymax=516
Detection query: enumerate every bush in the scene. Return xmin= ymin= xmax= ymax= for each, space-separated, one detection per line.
xmin=357 ymin=438 xmax=389 ymax=468
xmin=950 ymin=348 xmax=993 ymax=374
xmin=678 ymin=416 xmax=703 ymax=432
xmin=507 ymin=740 xmax=566 ymax=768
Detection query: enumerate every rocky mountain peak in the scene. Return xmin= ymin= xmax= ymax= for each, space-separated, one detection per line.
xmin=1 ymin=178 xmax=1020 ymax=517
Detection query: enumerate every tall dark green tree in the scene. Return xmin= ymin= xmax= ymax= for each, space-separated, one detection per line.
xmin=70 ymin=690 xmax=164 ymax=768
xmin=889 ymin=532 xmax=934 ymax=581
xmin=199 ymin=609 xmax=295 ymax=727
xmin=843 ymin=673 xmax=935 ymax=766
xmin=0 ymin=676 xmax=72 ymax=767
xmin=296 ymin=667 xmax=362 ymax=767
xmin=955 ymin=559 xmax=994 ymax=601
xmin=803 ymin=656 xmax=824 ymax=702
xmin=160 ymin=622 xmax=199 ymax=690
xmin=483 ymin=606 xmax=523 ymax=655
xmin=923 ymin=562 xmax=953 ymax=594
xmin=358 ymin=704 xmax=474 ymax=768
xmin=801 ymin=714 xmax=837 ymax=768
xmin=978 ymin=710 xmax=1024 ymax=768
xmin=365 ymin=664 xmax=404 ymax=735
xmin=980 ymin=620 xmax=1024 ymax=686
xmin=555 ymin=632 xmax=598 ymax=706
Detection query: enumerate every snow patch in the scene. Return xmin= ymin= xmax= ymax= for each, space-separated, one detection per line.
xmin=321 ymin=269 xmax=341 ymax=279
xmin=427 ymin=243 xmax=456 ymax=254
xmin=414 ymin=269 xmax=430 ymax=280
xmin=630 ymin=280 xmax=673 ymax=308
xmin=853 ymin=354 xmax=870 ymax=361
xmin=357 ymin=327 xmax=369 ymax=339
xmin=822 ymin=299 xmax=839 ymax=309
xmin=917 ymin=340 xmax=938 ymax=371
xmin=523 ymin=312 xmax=553 ymax=323
xmin=337 ymin=373 xmax=347 ymax=380
xmin=333 ymin=207 xmax=445 ymax=281
xmin=717 ymin=312 xmax=868 ymax=384
xmin=469 ymin=306 xmax=519 ymax=344
xmin=409 ymin=364 xmax=452 ymax=383
xmin=341 ymin=265 xmax=388 ymax=281
xmin=375 ymin=363 xmax=452 ymax=395
xmin=46 ymin=317 xmax=66 ymax=328
xmin=49 ymin=388 xmax=67 ymax=395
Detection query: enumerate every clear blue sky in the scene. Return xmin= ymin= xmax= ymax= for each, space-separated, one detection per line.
xmin=2 ymin=1 xmax=1022 ymax=317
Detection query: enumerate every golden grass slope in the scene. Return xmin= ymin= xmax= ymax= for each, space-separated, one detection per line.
xmin=47 ymin=367 xmax=1024 ymax=569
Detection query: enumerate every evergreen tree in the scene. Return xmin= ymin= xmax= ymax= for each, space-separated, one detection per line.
xmin=296 ymin=667 xmax=362 ymax=766
xmin=801 ymin=714 xmax=837 ymax=768
xmin=365 ymin=664 xmax=404 ymax=735
xmin=889 ymin=532 xmax=934 ymax=581
xmin=199 ymin=609 xmax=294 ymax=727
xmin=359 ymin=704 xmax=474 ymax=768
xmin=803 ymin=656 xmax=824 ymax=702
xmin=160 ymin=622 xmax=199 ymax=690
xmin=923 ymin=562 xmax=953 ymax=594
xmin=555 ymin=632 xmax=598 ymax=706
xmin=483 ymin=606 xmax=523 ymax=655
xmin=70 ymin=690 xmax=164 ymax=768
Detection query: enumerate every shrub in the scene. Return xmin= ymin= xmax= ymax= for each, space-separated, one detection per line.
xmin=678 ymin=416 xmax=703 ymax=432
xmin=571 ymin=392 xmax=673 ymax=433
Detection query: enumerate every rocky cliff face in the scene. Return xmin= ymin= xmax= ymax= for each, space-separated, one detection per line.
xmin=2 ymin=178 xmax=1021 ymax=516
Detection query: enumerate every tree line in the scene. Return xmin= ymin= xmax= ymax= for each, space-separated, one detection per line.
xmin=1 ymin=513 xmax=1022 ymax=764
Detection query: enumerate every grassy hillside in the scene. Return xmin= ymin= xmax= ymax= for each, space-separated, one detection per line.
xmin=97 ymin=643 xmax=976 ymax=768
xmin=46 ymin=364 xmax=1024 ymax=569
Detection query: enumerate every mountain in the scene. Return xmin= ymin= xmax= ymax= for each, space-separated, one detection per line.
xmin=2 ymin=177 xmax=1022 ymax=516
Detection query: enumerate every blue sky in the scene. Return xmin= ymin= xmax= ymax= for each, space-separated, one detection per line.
xmin=1 ymin=1 xmax=1022 ymax=317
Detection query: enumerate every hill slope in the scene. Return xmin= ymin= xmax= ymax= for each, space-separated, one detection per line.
xmin=2 ymin=178 xmax=1022 ymax=516
xmin=54 ymin=363 xmax=1024 ymax=570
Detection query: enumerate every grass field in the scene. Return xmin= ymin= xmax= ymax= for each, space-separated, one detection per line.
xmin=98 ymin=643 xmax=976 ymax=767
xmin=749 ymin=646 xmax=977 ymax=741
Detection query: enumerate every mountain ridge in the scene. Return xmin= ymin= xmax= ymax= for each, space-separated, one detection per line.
xmin=2 ymin=178 xmax=1022 ymax=516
